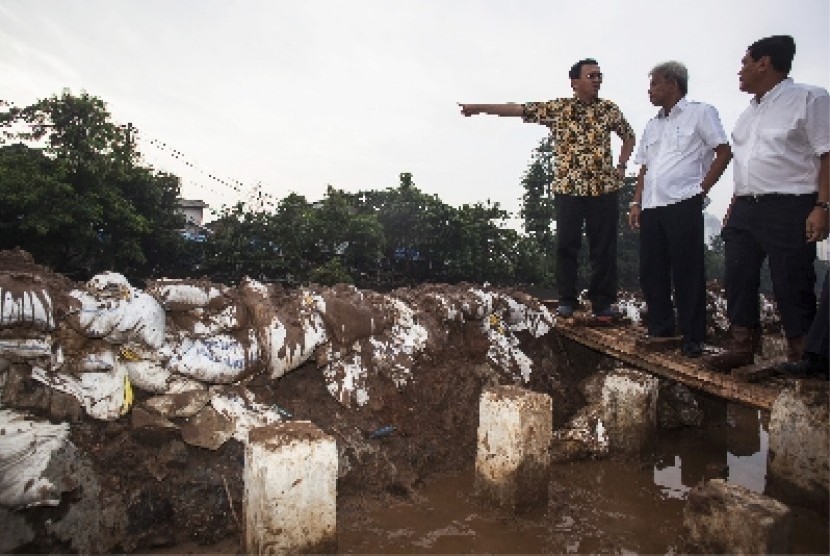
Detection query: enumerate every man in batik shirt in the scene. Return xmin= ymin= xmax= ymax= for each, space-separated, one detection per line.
xmin=460 ymin=58 xmax=635 ymax=321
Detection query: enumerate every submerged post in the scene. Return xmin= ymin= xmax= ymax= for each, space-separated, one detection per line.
xmin=767 ymin=386 xmax=829 ymax=510
xmin=601 ymin=367 xmax=659 ymax=453
xmin=475 ymin=385 xmax=552 ymax=511
xmin=244 ymin=421 xmax=337 ymax=555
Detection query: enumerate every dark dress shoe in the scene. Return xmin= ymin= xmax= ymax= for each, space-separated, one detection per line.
xmin=681 ymin=341 xmax=703 ymax=358
xmin=775 ymin=356 xmax=829 ymax=380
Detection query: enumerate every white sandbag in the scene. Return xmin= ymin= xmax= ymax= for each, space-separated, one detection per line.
xmin=422 ymin=289 xmax=491 ymax=322
xmin=123 ymin=359 xmax=173 ymax=393
xmin=482 ymin=315 xmax=534 ymax=383
xmin=67 ymin=272 xmax=165 ymax=348
xmin=209 ymin=385 xmax=285 ymax=443
xmin=367 ymin=297 xmax=428 ymax=388
xmin=265 ymin=297 xmax=328 ymax=379
xmin=75 ymin=348 xmax=117 ymax=373
xmin=0 ymin=338 xmax=53 ymax=360
xmin=322 ymin=354 xmax=370 ymax=407
xmin=166 ymin=330 xmax=260 ymax=384
xmin=144 ymin=389 xmax=210 ymax=418
xmin=486 ymin=327 xmax=534 ymax=383
xmin=492 ymin=294 xmax=554 ymax=337
xmin=126 ymin=357 xmax=204 ymax=394
xmin=0 ymin=409 xmax=71 ymax=508
xmin=146 ymin=280 xmax=227 ymax=310
xmin=188 ymin=304 xmax=242 ymax=337
xmin=31 ymin=365 xmax=131 ymax=421
xmin=0 ymin=280 xmax=55 ymax=331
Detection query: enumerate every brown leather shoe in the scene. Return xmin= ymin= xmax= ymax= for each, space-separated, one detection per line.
xmin=703 ymin=326 xmax=756 ymax=372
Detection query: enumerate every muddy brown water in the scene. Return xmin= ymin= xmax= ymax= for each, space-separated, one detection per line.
xmin=337 ymin=402 xmax=828 ymax=555
xmin=153 ymin=400 xmax=828 ymax=555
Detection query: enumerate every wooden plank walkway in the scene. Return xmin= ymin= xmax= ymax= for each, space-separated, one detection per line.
xmin=554 ymin=317 xmax=781 ymax=411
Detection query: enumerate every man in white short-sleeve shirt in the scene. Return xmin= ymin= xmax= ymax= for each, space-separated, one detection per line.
xmin=629 ymin=61 xmax=732 ymax=358
xmin=705 ymin=34 xmax=830 ymax=372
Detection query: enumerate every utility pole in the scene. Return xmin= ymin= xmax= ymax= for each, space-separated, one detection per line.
xmin=125 ymin=122 xmax=133 ymax=165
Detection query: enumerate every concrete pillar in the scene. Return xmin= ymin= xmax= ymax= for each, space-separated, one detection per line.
xmin=601 ymin=368 xmax=659 ymax=453
xmin=767 ymin=387 xmax=829 ymax=510
xmin=244 ymin=422 xmax=337 ymax=555
xmin=475 ymin=385 xmax=552 ymax=511
xmin=684 ymin=479 xmax=792 ymax=554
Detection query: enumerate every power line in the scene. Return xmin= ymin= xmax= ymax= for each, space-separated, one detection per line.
xmin=1 ymin=103 xmax=285 ymax=212
xmin=139 ymin=131 xmax=282 ymax=212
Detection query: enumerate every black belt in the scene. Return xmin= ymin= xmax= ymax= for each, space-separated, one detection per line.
xmin=736 ymin=193 xmax=814 ymax=202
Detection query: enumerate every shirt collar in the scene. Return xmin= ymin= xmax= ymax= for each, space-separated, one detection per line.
xmin=657 ymin=96 xmax=688 ymax=119
xmin=752 ymin=77 xmax=793 ymax=106
xmin=572 ymin=94 xmax=600 ymax=106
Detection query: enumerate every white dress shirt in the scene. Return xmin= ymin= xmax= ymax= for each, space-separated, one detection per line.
xmin=732 ymin=78 xmax=830 ymax=196
xmin=634 ymin=98 xmax=728 ymax=209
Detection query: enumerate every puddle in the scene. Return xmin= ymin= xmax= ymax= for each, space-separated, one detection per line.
xmin=339 ymin=402 xmax=829 ymax=554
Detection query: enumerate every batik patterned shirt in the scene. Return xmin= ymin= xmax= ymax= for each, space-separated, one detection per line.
xmin=523 ymin=97 xmax=634 ymax=196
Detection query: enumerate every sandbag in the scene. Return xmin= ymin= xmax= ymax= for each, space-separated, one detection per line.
xmin=0 ymin=409 xmax=72 ymax=508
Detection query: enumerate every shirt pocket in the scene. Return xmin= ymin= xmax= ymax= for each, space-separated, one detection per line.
xmin=671 ymin=130 xmax=696 ymax=153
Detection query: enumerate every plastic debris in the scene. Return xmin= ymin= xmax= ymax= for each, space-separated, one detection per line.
xmin=370 ymin=425 xmax=396 ymax=439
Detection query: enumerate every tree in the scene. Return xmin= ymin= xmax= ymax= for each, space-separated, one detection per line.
xmin=308 ymin=186 xmax=385 ymax=285
xmin=363 ymin=173 xmax=458 ymax=285
xmin=615 ymin=174 xmax=640 ymax=291
xmin=519 ymin=137 xmax=556 ymax=288
xmin=0 ymin=91 xmax=186 ymax=281
xmin=201 ymin=202 xmax=283 ymax=283
xmin=445 ymin=201 xmax=517 ymax=284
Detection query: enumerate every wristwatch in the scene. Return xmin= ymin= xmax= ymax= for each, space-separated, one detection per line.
xmin=817 ymin=201 xmax=830 ymax=210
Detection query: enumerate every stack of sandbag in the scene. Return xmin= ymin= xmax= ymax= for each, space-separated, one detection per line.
xmin=236 ymin=278 xmax=328 ymax=379
xmin=0 ymin=271 xmax=61 ymax=371
xmin=29 ymin=271 xmax=166 ymax=420
xmin=2 ymin=260 xmax=556 ymax=431
xmin=145 ymin=278 xmax=262 ymax=388
xmin=315 ymin=284 xmax=426 ymax=407
xmin=396 ymin=284 xmax=555 ymax=385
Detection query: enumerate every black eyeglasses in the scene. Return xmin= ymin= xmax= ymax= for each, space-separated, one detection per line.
xmin=585 ymin=72 xmax=603 ymax=80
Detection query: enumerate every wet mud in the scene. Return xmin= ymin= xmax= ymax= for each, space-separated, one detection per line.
xmin=338 ymin=402 xmax=828 ymax=555
xmin=2 ymin=248 xmax=827 ymax=554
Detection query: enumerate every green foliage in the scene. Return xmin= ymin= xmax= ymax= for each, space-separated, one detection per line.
xmin=308 ymin=257 xmax=354 ymax=286
xmin=0 ymin=91 xmax=185 ymax=281
xmin=705 ymin=233 xmax=725 ymax=284
xmin=616 ymin=175 xmax=640 ymax=291
xmin=517 ymin=137 xmax=556 ymax=288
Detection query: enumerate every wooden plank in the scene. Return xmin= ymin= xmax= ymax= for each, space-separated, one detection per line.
xmin=634 ymin=335 xmax=682 ymax=352
xmin=554 ymin=320 xmax=779 ymax=411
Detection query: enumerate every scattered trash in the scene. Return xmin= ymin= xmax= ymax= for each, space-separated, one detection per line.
xmin=272 ymin=404 xmax=293 ymax=419
xmin=370 ymin=425 xmax=396 ymax=439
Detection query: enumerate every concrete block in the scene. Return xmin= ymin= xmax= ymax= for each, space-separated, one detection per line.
xmin=475 ymin=385 xmax=552 ymax=511
xmin=244 ymin=421 xmax=337 ymax=555
xmin=601 ymin=368 xmax=659 ymax=453
xmin=684 ymin=479 xmax=792 ymax=554
xmin=767 ymin=387 xmax=829 ymax=509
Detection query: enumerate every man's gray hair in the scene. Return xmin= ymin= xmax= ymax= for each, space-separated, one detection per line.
xmin=651 ymin=61 xmax=688 ymax=95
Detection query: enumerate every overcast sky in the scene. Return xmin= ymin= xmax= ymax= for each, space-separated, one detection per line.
xmin=2 ymin=0 xmax=828 ymax=226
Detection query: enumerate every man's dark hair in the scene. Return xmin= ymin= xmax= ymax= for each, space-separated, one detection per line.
xmin=569 ymin=58 xmax=599 ymax=79
xmin=748 ymin=35 xmax=796 ymax=74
